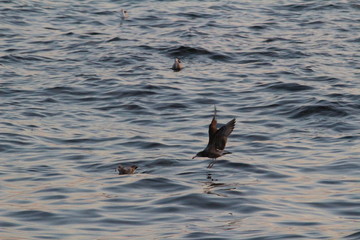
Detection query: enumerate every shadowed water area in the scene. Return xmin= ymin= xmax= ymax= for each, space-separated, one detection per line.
xmin=1 ymin=0 xmax=359 ymax=239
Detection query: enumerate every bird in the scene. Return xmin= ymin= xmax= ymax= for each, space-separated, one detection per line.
xmin=192 ymin=106 xmax=236 ymax=168
xmin=121 ymin=9 xmax=128 ymax=19
xmin=171 ymin=58 xmax=183 ymax=71
xmin=118 ymin=165 xmax=138 ymax=175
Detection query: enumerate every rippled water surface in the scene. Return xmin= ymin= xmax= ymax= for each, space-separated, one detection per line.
xmin=1 ymin=0 xmax=359 ymax=239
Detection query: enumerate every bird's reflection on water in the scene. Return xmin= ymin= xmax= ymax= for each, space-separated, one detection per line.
xmin=203 ymin=173 xmax=236 ymax=197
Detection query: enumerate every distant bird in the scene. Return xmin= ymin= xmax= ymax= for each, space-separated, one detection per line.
xmin=192 ymin=106 xmax=236 ymax=168
xmin=118 ymin=165 xmax=137 ymax=175
xmin=171 ymin=58 xmax=183 ymax=71
xmin=121 ymin=9 xmax=129 ymax=19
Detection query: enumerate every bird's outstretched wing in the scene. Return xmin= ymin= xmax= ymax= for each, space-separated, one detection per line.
xmin=208 ymin=106 xmax=218 ymax=139
xmin=214 ymin=118 xmax=236 ymax=150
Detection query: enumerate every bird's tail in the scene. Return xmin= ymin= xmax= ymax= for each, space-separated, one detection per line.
xmin=223 ymin=151 xmax=232 ymax=155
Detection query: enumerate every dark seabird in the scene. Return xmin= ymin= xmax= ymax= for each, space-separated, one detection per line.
xmin=118 ymin=165 xmax=138 ymax=175
xmin=192 ymin=106 xmax=236 ymax=168
xmin=172 ymin=58 xmax=183 ymax=71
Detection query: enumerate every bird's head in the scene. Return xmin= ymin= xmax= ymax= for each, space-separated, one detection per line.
xmin=174 ymin=58 xmax=182 ymax=63
xmin=192 ymin=151 xmax=206 ymax=159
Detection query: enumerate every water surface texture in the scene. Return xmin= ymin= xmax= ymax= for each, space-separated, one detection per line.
xmin=1 ymin=0 xmax=359 ymax=239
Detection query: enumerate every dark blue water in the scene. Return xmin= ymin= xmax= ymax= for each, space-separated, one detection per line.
xmin=1 ymin=0 xmax=359 ymax=239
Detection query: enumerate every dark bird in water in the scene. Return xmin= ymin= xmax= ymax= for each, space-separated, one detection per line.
xmin=118 ymin=165 xmax=138 ymax=175
xmin=172 ymin=58 xmax=183 ymax=71
xmin=192 ymin=106 xmax=236 ymax=168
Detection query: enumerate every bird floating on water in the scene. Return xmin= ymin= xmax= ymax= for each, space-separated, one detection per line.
xmin=192 ymin=106 xmax=236 ymax=168
xmin=172 ymin=58 xmax=183 ymax=71
xmin=118 ymin=165 xmax=137 ymax=175
xmin=121 ymin=9 xmax=128 ymax=20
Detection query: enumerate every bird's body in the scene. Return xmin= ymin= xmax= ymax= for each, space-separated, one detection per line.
xmin=193 ymin=107 xmax=235 ymax=168
xmin=121 ymin=9 xmax=128 ymax=19
xmin=118 ymin=165 xmax=137 ymax=175
xmin=172 ymin=58 xmax=183 ymax=71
